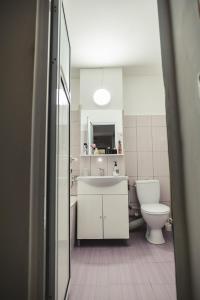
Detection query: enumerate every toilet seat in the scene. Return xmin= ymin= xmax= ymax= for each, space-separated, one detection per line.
xmin=141 ymin=203 xmax=170 ymax=215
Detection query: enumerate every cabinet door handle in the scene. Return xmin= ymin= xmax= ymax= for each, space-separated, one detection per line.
xmin=103 ymin=216 xmax=106 ymax=219
xmin=100 ymin=216 xmax=102 ymax=219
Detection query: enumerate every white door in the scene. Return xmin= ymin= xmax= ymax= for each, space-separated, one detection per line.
xmin=78 ymin=195 xmax=103 ymax=239
xmin=103 ymin=195 xmax=129 ymax=239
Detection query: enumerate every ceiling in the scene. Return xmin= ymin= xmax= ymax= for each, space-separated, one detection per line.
xmin=64 ymin=0 xmax=162 ymax=71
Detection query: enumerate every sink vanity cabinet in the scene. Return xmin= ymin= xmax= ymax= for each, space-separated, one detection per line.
xmin=77 ymin=176 xmax=129 ymax=241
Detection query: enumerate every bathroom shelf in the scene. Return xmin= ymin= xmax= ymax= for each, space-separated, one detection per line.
xmin=80 ymin=154 xmax=124 ymax=157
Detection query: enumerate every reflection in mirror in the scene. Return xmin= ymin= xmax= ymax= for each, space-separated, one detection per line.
xmin=81 ymin=109 xmax=124 ymax=156
xmin=93 ymin=124 xmax=115 ymax=149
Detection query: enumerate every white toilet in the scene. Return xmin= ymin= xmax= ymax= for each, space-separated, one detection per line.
xmin=135 ymin=179 xmax=170 ymax=244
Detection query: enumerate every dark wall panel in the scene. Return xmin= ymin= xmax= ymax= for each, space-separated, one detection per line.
xmin=169 ymin=1 xmax=200 ymax=299
xmin=158 ymin=0 xmax=200 ymax=299
xmin=0 ymin=1 xmax=37 ymax=299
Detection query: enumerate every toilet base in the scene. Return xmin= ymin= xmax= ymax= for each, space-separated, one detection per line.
xmin=145 ymin=228 xmax=165 ymax=244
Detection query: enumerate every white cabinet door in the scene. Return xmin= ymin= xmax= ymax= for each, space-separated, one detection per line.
xmin=103 ymin=195 xmax=129 ymax=239
xmin=77 ymin=195 xmax=103 ymax=239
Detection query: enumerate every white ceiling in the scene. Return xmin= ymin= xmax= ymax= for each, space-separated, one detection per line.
xmin=64 ymin=0 xmax=162 ymax=70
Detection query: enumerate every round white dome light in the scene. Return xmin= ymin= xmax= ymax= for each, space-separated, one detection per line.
xmin=93 ymin=89 xmax=111 ymax=106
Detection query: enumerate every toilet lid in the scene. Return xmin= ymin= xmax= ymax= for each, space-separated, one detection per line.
xmin=141 ymin=203 xmax=170 ymax=215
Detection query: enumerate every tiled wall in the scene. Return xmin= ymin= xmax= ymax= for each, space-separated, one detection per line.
xmin=70 ymin=110 xmax=80 ymax=195
xmin=70 ymin=110 xmax=125 ymax=190
xmin=123 ymin=115 xmax=171 ymax=209
xmin=80 ymin=155 xmax=125 ymax=176
xmin=70 ymin=111 xmax=171 ymax=209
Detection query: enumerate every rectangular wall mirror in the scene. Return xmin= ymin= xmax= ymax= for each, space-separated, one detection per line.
xmin=93 ymin=124 xmax=115 ymax=149
xmin=88 ymin=122 xmax=116 ymax=154
xmin=81 ymin=109 xmax=124 ymax=155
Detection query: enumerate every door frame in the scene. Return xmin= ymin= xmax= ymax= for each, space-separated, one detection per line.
xmin=28 ymin=0 xmax=51 ymax=299
xmin=157 ymin=1 xmax=192 ymax=299
xmin=46 ymin=0 xmax=71 ymax=299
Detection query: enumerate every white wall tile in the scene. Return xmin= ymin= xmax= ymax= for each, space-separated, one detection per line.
xmin=70 ymin=123 xmax=80 ymax=147
xmin=152 ymin=126 xmax=168 ymax=151
xmin=71 ymin=145 xmax=80 ymax=156
xmin=80 ymin=157 xmax=91 ymax=176
xmin=154 ymin=176 xmax=171 ymax=204
xmin=138 ymin=152 xmax=153 ymax=177
xmin=136 ymin=115 xmax=151 ymax=127
xmin=137 ymin=127 xmax=152 ymax=151
xmin=128 ymin=177 xmax=137 ymax=186
xmin=80 ymin=130 xmax=88 ymax=153
xmin=125 ymin=152 xmax=137 ymax=176
xmin=70 ymin=170 xmax=80 ymax=195
xmin=91 ymin=156 xmax=108 ymax=176
xmin=70 ymin=169 xmax=80 ymax=177
xmin=123 ymin=114 xmax=171 ymax=206
xmin=107 ymin=156 xmax=125 ymax=176
xmin=153 ymin=151 xmax=169 ymax=176
xmin=123 ymin=115 xmax=137 ymax=127
xmin=71 ymin=110 xmax=80 ymax=122
xmin=124 ymin=127 xmax=137 ymax=151
xmin=151 ymin=115 xmax=166 ymax=126
xmin=137 ymin=176 xmax=154 ymax=180
xmin=71 ymin=157 xmax=80 ymax=171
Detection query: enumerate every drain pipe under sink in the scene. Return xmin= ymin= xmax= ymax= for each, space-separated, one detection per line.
xmin=129 ymin=217 xmax=144 ymax=231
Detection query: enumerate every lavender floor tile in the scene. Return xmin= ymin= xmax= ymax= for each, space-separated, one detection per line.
xmin=69 ymin=284 xmax=95 ymax=300
xmin=121 ymin=284 xmax=138 ymax=300
xmin=108 ymin=284 xmax=123 ymax=300
xmin=96 ymin=265 xmax=109 ymax=286
xmin=151 ymin=284 xmax=177 ymax=300
xmin=70 ymin=230 xmax=177 ymax=300
xmin=94 ymin=286 xmax=109 ymax=300
xmin=135 ymin=283 xmax=156 ymax=300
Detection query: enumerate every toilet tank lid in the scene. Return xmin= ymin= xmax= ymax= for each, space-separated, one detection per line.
xmin=141 ymin=203 xmax=170 ymax=214
xmin=136 ymin=179 xmax=159 ymax=184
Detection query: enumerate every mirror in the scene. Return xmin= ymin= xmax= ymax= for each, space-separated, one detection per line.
xmin=81 ymin=109 xmax=123 ymax=155
xmin=93 ymin=124 xmax=115 ymax=149
xmin=88 ymin=122 xmax=116 ymax=154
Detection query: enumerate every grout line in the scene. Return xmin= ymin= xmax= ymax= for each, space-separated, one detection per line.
xmin=136 ymin=119 xmax=138 ymax=180
xmin=150 ymin=115 xmax=155 ymax=179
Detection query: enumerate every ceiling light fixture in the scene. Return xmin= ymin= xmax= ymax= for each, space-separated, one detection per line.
xmin=93 ymin=68 xmax=111 ymax=106
xmin=93 ymin=88 xmax=111 ymax=106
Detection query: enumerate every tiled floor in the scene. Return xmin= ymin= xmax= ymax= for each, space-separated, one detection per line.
xmin=69 ymin=229 xmax=177 ymax=300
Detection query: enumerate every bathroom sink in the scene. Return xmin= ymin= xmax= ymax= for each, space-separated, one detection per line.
xmin=77 ymin=176 xmax=128 ymax=185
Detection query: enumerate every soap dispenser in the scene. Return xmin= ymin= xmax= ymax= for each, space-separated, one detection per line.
xmin=113 ymin=161 xmax=119 ymax=176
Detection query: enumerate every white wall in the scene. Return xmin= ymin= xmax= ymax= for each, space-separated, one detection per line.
xmin=80 ymin=68 xmax=123 ymax=110
xmin=71 ymin=78 xmax=80 ymax=111
xmin=123 ymin=75 xmax=166 ymax=115
xmin=71 ymin=69 xmax=166 ymax=115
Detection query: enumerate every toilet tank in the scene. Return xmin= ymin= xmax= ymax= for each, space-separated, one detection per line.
xmin=135 ymin=180 xmax=160 ymax=205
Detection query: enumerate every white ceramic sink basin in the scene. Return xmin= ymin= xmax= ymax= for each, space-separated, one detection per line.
xmin=77 ymin=176 xmax=128 ymax=185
